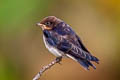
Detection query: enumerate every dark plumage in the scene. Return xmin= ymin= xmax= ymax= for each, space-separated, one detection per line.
xmin=37 ymin=16 xmax=99 ymax=70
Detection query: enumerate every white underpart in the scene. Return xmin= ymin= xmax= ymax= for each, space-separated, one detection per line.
xmin=43 ymin=35 xmax=63 ymax=57
xmin=66 ymin=54 xmax=77 ymax=61
xmin=43 ymin=35 xmax=78 ymax=62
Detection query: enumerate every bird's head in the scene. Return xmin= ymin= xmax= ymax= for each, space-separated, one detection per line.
xmin=36 ymin=16 xmax=62 ymax=30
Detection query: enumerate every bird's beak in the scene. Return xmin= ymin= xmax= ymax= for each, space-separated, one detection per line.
xmin=36 ymin=23 xmax=43 ymax=27
xmin=36 ymin=23 xmax=52 ymax=30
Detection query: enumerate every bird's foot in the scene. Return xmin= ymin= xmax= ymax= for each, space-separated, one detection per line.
xmin=56 ymin=56 xmax=62 ymax=64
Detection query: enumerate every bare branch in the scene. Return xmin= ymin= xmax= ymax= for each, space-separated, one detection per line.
xmin=33 ymin=57 xmax=62 ymax=80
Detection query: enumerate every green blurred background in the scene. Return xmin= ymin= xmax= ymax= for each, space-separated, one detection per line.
xmin=0 ymin=0 xmax=120 ymax=80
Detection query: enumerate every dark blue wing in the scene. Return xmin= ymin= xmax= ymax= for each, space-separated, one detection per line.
xmin=57 ymin=38 xmax=72 ymax=52
xmin=75 ymin=35 xmax=90 ymax=53
xmin=56 ymin=35 xmax=99 ymax=70
xmin=52 ymin=22 xmax=99 ymax=62
xmin=75 ymin=35 xmax=99 ymax=62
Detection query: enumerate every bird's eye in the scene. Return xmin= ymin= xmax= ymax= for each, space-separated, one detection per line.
xmin=45 ymin=22 xmax=52 ymax=26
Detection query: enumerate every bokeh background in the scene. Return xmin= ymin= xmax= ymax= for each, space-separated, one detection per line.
xmin=0 ymin=0 xmax=120 ymax=80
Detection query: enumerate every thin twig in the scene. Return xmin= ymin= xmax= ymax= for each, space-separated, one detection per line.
xmin=33 ymin=57 xmax=62 ymax=80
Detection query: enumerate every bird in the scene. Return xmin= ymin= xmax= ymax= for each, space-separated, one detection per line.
xmin=36 ymin=16 xmax=99 ymax=70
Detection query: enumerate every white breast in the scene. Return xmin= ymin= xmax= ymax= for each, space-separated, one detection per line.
xmin=43 ymin=35 xmax=63 ymax=57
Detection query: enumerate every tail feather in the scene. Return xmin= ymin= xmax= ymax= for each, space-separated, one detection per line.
xmin=66 ymin=54 xmax=99 ymax=70
xmin=77 ymin=58 xmax=96 ymax=70
xmin=91 ymin=56 xmax=99 ymax=64
xmin=80 ymin=50 xmax=99 ymax=64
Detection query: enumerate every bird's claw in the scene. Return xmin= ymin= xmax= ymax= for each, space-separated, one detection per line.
xmin=56 ymin=56 xmax=62 ymax=64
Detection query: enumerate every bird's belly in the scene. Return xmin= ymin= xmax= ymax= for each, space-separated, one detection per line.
xmin=43 ymin=35 xmax=63 ymax=57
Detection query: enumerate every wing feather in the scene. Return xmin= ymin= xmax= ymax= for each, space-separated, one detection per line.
xmin=44 ymin=22 xmax=99 ymax=70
